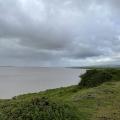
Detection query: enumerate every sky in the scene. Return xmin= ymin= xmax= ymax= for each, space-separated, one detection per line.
xmin=0 ymin=0 xmax=120 ymax=67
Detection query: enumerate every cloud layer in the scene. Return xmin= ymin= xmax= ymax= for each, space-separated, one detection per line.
xmin=0 ymin=0 xmax=120 ymax=66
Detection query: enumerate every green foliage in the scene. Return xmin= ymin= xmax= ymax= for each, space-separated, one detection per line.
xmin=0 ymin=97 xmax=79 ymax=120
xmin=79 ymin=69 xmax=120 ymax=88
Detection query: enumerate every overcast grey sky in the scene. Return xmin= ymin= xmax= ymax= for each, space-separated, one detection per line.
xmin=0 ymin=0 xmax=120 ymax=66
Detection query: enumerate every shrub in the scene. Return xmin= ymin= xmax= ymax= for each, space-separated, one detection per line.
xmin=79 ymin=69 xmax=115 ymax=88
xmin=0 ymin=97 xmax=79 ymax=120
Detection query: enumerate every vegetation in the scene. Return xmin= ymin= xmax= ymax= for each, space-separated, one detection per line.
xmin=0 ymin=68 xmax=120 ymax=120
xmin=0 ymin=97 xmax=78 ymax=120
xmin=79 ymin=69 xmax=120 ymax=88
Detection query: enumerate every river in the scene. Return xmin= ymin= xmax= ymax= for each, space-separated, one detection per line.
xmin=0 ymin=67 xmax=86 ymax=99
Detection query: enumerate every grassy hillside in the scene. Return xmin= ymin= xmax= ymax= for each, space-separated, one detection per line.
xmin=79 ymin=69 xmax=120 ymax=88
xmin=0 ymin=69 xmax=120 ymax=120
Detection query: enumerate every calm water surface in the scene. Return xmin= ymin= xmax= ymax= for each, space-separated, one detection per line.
xmin=0 ymin=67 xmax=86 ymax=99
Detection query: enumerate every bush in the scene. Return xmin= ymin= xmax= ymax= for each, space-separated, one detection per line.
xmin=0 ymin=97 xmax=79 ymax=120
xmin=79 ymin=69 xmax=115 ymax=88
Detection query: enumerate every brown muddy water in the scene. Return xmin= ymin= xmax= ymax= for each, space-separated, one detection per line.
xmin=0 ymin=67 xmax=86 ymax=99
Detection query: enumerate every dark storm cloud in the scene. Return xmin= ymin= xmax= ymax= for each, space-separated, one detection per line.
xmin=0 ymin=0 xmax=120 ymax=66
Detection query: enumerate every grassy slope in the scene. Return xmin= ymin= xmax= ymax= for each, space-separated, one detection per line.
xmin=0 ymin=69 xmax=120 ymax=120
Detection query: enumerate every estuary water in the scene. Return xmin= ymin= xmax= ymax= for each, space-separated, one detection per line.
xmin=0 ymin=67 xmax=86 ymax=99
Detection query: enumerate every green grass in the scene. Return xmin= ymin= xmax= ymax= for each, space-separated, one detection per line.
xmin=0 ymin=69 xmax=120 ymax=120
